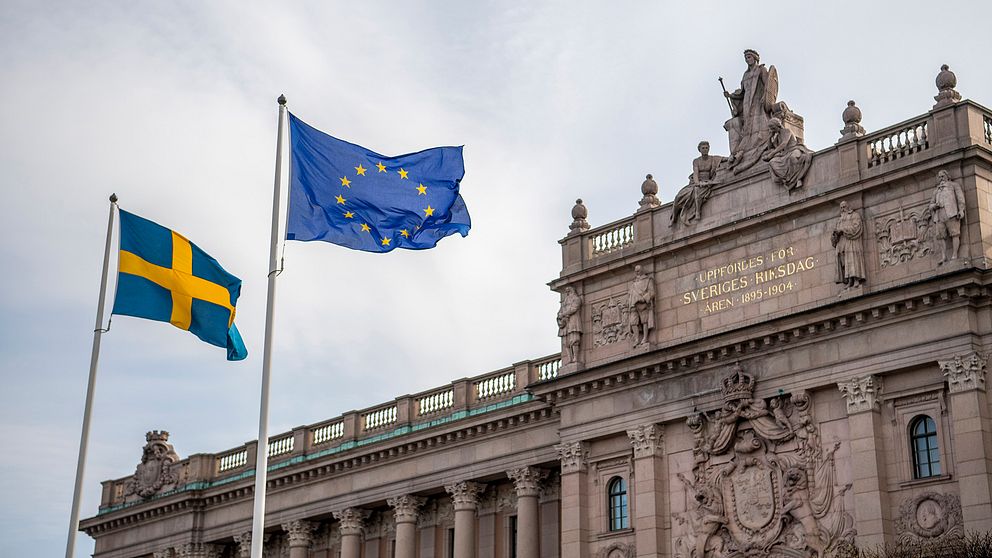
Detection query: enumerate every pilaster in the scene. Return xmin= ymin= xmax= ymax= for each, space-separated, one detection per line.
xmin=627 ymin=424 xmax=669 ymax=558
xmin=556 ymin=441 xmax=590 ymax=558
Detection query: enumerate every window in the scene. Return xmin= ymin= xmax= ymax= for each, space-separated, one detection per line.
xmin=910 ymin=415 xmax=941 ymax=478
xmin=446 ymin=527 xmax=455 ymax=558
xmin=607 ymin=476 xmax=628 ymax=530
xmin=508 ymin=515 xmax=517 ymax=558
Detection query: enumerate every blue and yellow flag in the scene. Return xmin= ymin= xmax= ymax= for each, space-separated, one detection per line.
xmin=112 ymin=210 xmax=248 ymax=361
xmin=285 ymin=113 xmax=470 ymax=252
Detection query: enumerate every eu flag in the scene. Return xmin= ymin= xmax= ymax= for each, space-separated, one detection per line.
xmin=286 ymin=113 xmax=470 ymax=252
xmin=112 ymin=210 xmax=248 ymax=361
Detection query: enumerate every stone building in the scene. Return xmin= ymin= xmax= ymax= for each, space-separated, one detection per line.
xmin=82 ymin=56 xmax=992 ymax=558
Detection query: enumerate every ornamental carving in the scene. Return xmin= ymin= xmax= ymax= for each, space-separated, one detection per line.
xmin=592 ymin=296 xmax=630 ymax=347
xmin=124 ymin=431 xmax=180 ymax=499
xmin=940 ymin=351 xmax=987 ymax=393
xmin=556 ymin=441 xmax=589 ymax=473
xmin=152 ymin=550 xmax=174 ymax=558
xmin=233 ymin=531 xmax=270 ymax=558
xmin=445 ymin=481 xmax=486 ymax=511
xmin=838 ymin=375 xmax=882 ymax=414
xmin=597 ymin=541 xmax=636 ymax=558
xmin=895 ymin=491 xmax=963 ymax=545
xmin=673 ymin=364 xmax=855 ymax=558
xmin=494 ymin=483 xmax=518 ymax=513
xmin=333 ymin=508 xmax=371 ymax=537
xmin=508 ymin=466 xmax=549 ymax=497
xmin=875 ymin=204 xmax=933 ymax=268
xmin=627 ymin=424 xmax=664 ymax=459
xmin=173 ymin=543 xmax=224 ymax=558
xmin=282 ymin=519 xmax=317 ymax=547
xmin=388 ymin=494 xmax=427 ymax=523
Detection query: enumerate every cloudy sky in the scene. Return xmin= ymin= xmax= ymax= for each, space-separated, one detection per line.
xmin=2 ymin=1 xmax=990 ymax=556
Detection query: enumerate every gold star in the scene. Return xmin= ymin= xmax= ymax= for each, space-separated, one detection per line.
xmin=360 ymin=223 xmax=371 ymax=232
xmin=398 ymin=168 xmax=409 ymax=179
xmin=344 ymin=211 xmax=354 ymax=218
xmin=354 ymin=164 xmax=367 ymax=176
xmin=400 ymin=229 xmax=410 ymax=238
xmin=381 ymin=237 xmax=391 ymax=246
xmin=335 ymin=194 xmax=346 ymax=205
xmin=376 ymin=162 xmax=387 ymax=173
xmin=423 ymin=205 xmax=435 ymax=217
xmin=340 ymin=176 xmax=351 ymax=188
xmin=416 ymin=183 xmax=427 ymax=195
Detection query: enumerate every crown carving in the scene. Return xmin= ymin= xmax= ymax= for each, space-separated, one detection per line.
xmin=146 ymin=430 xmax=170 ymax=443
xmin=721 ymin=362 xmax=755 ymax=402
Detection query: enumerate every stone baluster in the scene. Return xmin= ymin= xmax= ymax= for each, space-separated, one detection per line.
xmin=283 ymin=519 xmax=318 ymax=558
xmin=444 ymin=481 xmax=486 ymax=558
xmin=333 ymin=508 xmax=371 ymax=558
xmin=556 ymin=441 xmax=590 ymax=558
xmin=233 ymin=532 xmax=269 ymax=558
xmin=627 ymin=424 xmax=669 ymax=558
xmin=507 ymin=467 xmax=549 ymax=558
xmin=388 ymin=494 xmax=427 ymax=558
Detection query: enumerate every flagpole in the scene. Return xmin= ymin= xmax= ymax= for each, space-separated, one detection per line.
xmin=65 ymin=193 xmax=118 ymax=558
xmin=250 ymin=95 xmax=288 ymax=558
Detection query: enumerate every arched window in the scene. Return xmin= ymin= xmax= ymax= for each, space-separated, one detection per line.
xmin=910 ymin=415 xmax=941 ymax=479
xmin=607 ymin=476 xmax=628 ymax=530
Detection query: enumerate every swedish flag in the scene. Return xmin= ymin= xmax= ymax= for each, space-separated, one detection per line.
xmin=112 ymin=210 xmax=248 ymax=360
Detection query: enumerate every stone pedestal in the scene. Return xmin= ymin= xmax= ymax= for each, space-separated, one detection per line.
xmin=556 ymin=441 xmax=590 ymax=558
xmin=445 ymin=481 xmax=485 ymax=558
xmin=333 ymin=508 xmax=370 ymax=558
xmin=627 ymin=424 xmax=668 ymax=558
xmin=388 ymin=495 xmax=426 ymax=558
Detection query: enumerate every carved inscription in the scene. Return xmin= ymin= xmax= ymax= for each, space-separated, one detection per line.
xmin=680 ymin=246 xmax=818 ymax=314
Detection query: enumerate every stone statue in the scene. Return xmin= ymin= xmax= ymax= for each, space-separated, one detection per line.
xmin=831 ymin=201 xmax=866 ymax=291
xmin=723 ymin=49 xmax=778 ymax=174
xmin=626 ymin=265 xmax=655 ymax=347
xmin=671 ymin=141 xmax=725 ymax=227
xmin=929 ymin=170 xmax=965 ymax=264
xmin=763 ymin=117 xmax=813 ymax=192
xmin=557 ymin=286 xmax=582 ymax=363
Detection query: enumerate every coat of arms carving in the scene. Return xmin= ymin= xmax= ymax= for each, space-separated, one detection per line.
xmin=875 ymin=204 xmax=933 ymax=267
xmin=124 ymin=430 xmax=180 ymax=500
xmin=674 ymin=364 xmax=855 ymax=557
xmin=592 ymin=296 xmax=630 ymax=347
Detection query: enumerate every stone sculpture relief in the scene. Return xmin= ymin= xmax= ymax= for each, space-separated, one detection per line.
xmin=837 ymin=375 xmax=881 ymax=415
xmin=558 ymin=286 xmax=583 ymax=363
xmin=764 ymin=118 xmax=813 ymax=192
xmin=671 ymin=141 xmax=727 ymax=227
xmin=895 ymin=491 xmax=963 ymax=545
xmin=627 ymin=265 xmax=656 ymax=347
xmin=597 ymin=542 xmax=636 ymax=558
xmin=124 ymin=431 xmax=180 ymax=500
xmin=831 ymin=201 xmax=866 ymax=292
xmin=929 ymin=170 xmax=965 ymax=265
xmin=875 ymin=205 xmax=934 ymax=267
xmin=674 ymin=363 xmax=855 ymax=558
xmin=939 ymin=351 xmax=987 ymax=393
xmin=592 ymin=296 xmax=630 ymax=347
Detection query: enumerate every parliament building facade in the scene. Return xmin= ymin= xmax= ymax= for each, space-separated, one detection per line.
xmin=82 ymin=56 xmax=992 ymax=558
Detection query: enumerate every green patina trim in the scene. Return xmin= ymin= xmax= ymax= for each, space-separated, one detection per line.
xmin=96 ymin=393 xmax=533 ymax=516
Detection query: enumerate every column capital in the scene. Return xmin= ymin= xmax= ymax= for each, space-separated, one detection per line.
xmin=838 ymin=374 xmax=882 ymax=414
xmin=387 ymin=494 xmax=427 ymax=524
xmin=507 ymin=466 xmax=549 ymax=498
xmin=282 ymin=519 xmax=318 ymax=548
xmin=444 ymin=481 xmax=486 ymax=511
xmin=173 ymin=543 xmax=224 ymax=558
xmin=941 ymin=351 xmax=988 ymax=393
xmin=333 ymin=508 xmax=371 ymax=536
xmin=555 ymin=441 xmax=588 ymax=473
xmin=626 ymin=423 xmax=664 ymax=458
xmin=232 ymin=532 xmax=270 ymax=558
xmin=152 ymin=550 xmax=174 ymax=558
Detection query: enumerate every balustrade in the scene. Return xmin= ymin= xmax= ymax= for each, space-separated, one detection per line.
xmin=418 ymin=389 xmax=454 ymax=416
xmin=267 ymin=435 xmax=294 ymax=457
xmin=312 ymin=421 xmax=345 ymax=445
xmin=589 ymin=220 xmax=634 ymax=256
xmin=536 ymin=357 xmax=562 ymax=380
xmin=476 ymin=371 xmax=516 ymax=400
xmin=364 ymin=405 xmax=397 ymax=431
xmin=867 ymin=120 xmax=928 ymax=167
xmin=217 ymin=449 xmax=248 ymax=473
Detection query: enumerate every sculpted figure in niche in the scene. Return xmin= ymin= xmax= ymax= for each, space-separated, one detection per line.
xmin=627 ymin=265 xmax=656 ymax=347
xmin=763 ymin=117 xmax=813 ymax=192
xmin=670 ymin=141 xmax=726 ymax=227
xmin=831 ymin=201 xmax=867 ymax=291
xmin=723 ymin=49 xmax=777 ymax=173
xmin=557 ymin=286 xmax=582 ymax=363
xmin=929 ymin=170 xmax=966 ymax=264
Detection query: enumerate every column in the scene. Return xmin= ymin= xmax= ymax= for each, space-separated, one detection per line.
xmin=838 ymin=375 xmax=893 ymax=547
xmin=283 ymin=520 xmax=318 ymax=558
xmin=627 ymin=424 xmax=668 ymax=558
xmin=233 ymin=532 xmax=269 ymax=558
xmin=445 ymin=481 xmax=486 ymax=558
xmin=388 ymin=494 xmax=427 ymax=558
xmin=334 ymin=508 xmax=371 ymax=558
xmin=941 ymin=352 xmax=992 ymax=531
xmin=507 ymin=466 xmax=548 ymax=558
xmin=556 ymin=441 xmax=590 ymax=558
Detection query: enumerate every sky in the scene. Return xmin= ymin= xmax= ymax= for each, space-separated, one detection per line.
xmin=1 ymin=1 xmax=991 ymax=556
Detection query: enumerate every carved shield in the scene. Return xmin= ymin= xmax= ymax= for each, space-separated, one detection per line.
xmin=764 ymin=65 xmax=779 ymax=113
xmin=722 ymin=462 xmax=783 ymax=548
xmin=137 ymin=460 xmax=163 ymax=488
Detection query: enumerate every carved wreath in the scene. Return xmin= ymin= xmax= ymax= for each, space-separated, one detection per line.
xmin=895 ymin=491 xmax=963 ymax=544
xmin=596 ymin=541 xmax=635 ymax=558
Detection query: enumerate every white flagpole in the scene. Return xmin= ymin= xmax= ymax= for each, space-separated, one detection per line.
xmin=65 ymin=193 xmax=118 ymax=558
xmin=250 ymin=95 xmax=288 ymax=558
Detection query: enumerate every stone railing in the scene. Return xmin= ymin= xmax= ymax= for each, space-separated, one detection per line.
xmin=99 ymin=351 xmax=563 ymax=510
xmin=866 ymin=118 xmax=929 ymax=168
xmin=588 ymin=218 xmax=635 ymax=256
xmin=984 ymin=114 xmax=992 ymax=145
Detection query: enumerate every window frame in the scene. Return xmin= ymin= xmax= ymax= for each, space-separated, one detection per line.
xmin=607 ymin=475 xmax=629 ymax=531
xmin=910 ymin=414 xmax=941 ymax=479
xmin=888 ymin=388 xmax=952 ymax=486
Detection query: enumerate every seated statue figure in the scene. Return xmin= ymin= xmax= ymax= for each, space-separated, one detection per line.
xmin=763 ymin=117 xmax=812 ymax=192
xmin=670 ymin=141 xmax=725 ymax=227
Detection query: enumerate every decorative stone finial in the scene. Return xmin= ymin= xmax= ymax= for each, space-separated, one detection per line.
xmin=638 ymin=173 xmax=661 ymax=210
xmin=933 ymin=64 xmax=961 ymax=109
xmin=278 ymin=94 xmax=287 ymax=106
xmin=839 ymin=100 xmax=865 ymax=141
xmin=568 ymin=198 xmax=590 ymax=235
